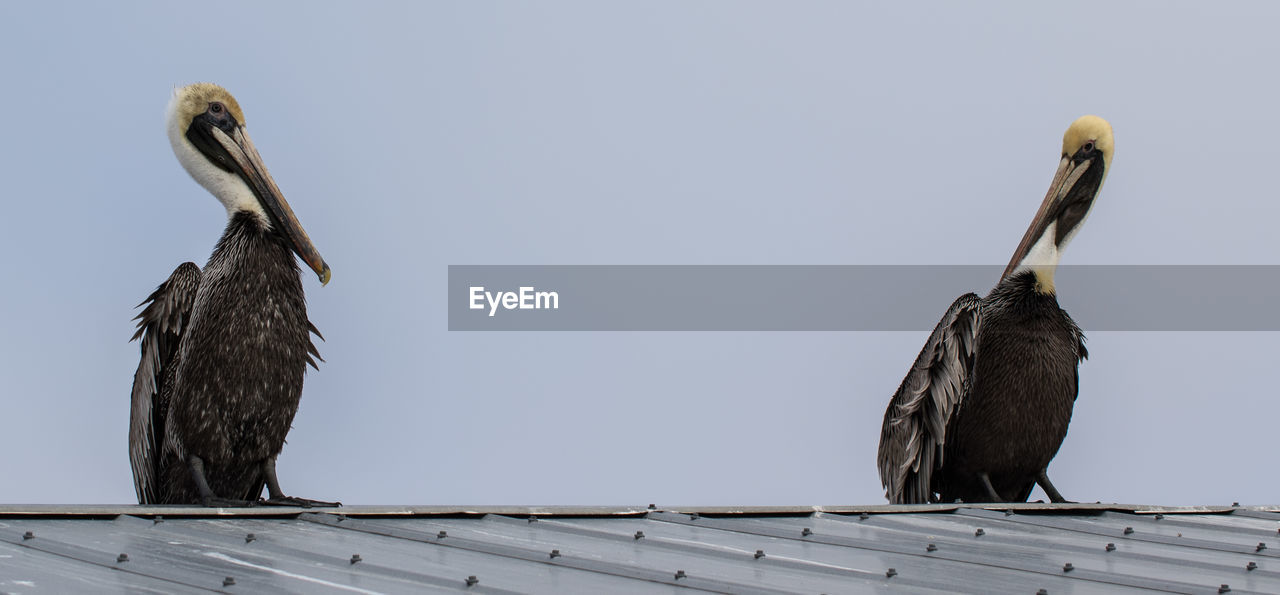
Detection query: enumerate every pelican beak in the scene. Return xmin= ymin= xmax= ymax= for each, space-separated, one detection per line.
xmin=209 ymin=126 xmax=332 ymax=285
xmin=1001 ymin=154 xmax=1094 ymax=280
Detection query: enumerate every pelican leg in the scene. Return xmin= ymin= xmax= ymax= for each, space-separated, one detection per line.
xmin=978 ymin=472 xmax=1003 ymax=502
xmin=188 ymin=455 xmax=256 ymax=507
xmin=258 ymin=457 xmax=341 ymax=508
xmin=1036 ymin=469 xmax=1070 ymax=503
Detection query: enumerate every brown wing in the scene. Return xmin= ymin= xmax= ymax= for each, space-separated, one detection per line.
xmin=877 ymin=293 xmax=982 ymax=504
xmin=129 ymin=262 xmax=201 ymax=504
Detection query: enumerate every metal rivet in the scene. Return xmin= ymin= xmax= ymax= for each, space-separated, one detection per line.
xmin=674 ymin=570 xmax=687 ymax=580
xmin=550 ymin=549 xmax=561 ymax=559
xmin=1063 ymin=562 xmax=1074 ymax=572
xmin=926 ymin=543 xmax=937 ymax=552
xmin=437 ymin=531 xmax=447 ymax=539
xmin=350 ymin=554 xmax=362 ymax=564
xmin=528 ymin=516 xmax=537 ymax=523
xmin=1005 ymin=509 xmax=1014 ymax=516
xmin=465 ymin=576 xmax=478 ymax=587
xmin=1105 ymin=543 xmax=1116 ymax=552
xmin=802 ymin=527 xmax=813 ymax=536
xmin=117 ymin=553 xmax=129 ymax=563
xmin=1123 ymin=527 xmax=1134 ymax=535
xmin=1154 ymin=514 xmax=1164 ymax=520
xmin=859 ymin=513 xmax=869 ymax=521
xmin=1219 ymin=585 xmax=1231 ymax=593
xmin=1257 ymin=542 xmax=1267 ymax=552
xmin=690 ymin=513 xmax=700 ymax=520
xmin=153 ymin=516 xmax=164 ymax=524
xmin=1246 ymin=562 xmax=1257 ymax=571
xmin=245 ymin=533 xmax=256 ymax=543
xmin=22 ymin=531 xmax=33 ymax=540
xmin=634 ymin=531 xmax=645 ymax=540
xmin=975 ymin=528 xmax=985 ymax=537
xmin=886 ymin=568 xmax=897 ymax=578
xmin=754 ymin=550 xmax=766 ymax=559
xmin=223 ymin=577 xmax=236 ymax=587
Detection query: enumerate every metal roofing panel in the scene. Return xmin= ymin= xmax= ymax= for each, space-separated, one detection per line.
xmin=1 ymin=505 xmax=1278 ymax=594
xmin=0 ymin=538 xmax=197 ymax=594
xmin=798 ymin=509 xmax=1273 ymax=593
xmin=309 ymin=513 xmax=935 ymax=594
xmin=0 ymin=503 xmax=1268 ymax=517
xmin=647 ymin=511 xmax=1184 ymax=594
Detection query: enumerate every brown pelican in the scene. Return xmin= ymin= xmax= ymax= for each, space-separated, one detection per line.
xmin=129 ymin=83 xmax=336 ymax=507
xmin=877 ymin=115 xmax=1113 ymax=504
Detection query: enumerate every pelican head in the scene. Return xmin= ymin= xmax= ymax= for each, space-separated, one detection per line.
xmin=1003 ymin=115 xmax=1113 ymax=293
xmin=166 ymin=83 xmax=331 ymax=285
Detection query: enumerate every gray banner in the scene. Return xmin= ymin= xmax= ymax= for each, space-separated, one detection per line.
xmin=447 ymin=265 xmax=1280 ymax=331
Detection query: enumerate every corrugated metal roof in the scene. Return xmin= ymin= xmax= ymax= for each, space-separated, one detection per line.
xmin=1 ymin=504 xmax=1277 ymax=593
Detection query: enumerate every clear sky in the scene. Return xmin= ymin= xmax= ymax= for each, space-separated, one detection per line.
xmin=1 ymin=1 xmax=1277 ymax=506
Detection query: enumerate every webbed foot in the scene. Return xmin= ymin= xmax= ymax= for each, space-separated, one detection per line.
xmin=259 ymin=496 xmax=342 ymax=508
xmin=259 ymin=457 xmax=341 ymax=508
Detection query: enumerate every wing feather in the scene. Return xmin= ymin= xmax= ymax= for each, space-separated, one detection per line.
xmin=129 ymin=262 xmax=201 ymax=504
xmin=877 ymin=293 xmax=982 ymax=504
xmin=305 ymin=320 xmax=325 ymax=370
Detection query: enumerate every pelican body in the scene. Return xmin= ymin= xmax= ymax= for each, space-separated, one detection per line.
xmin=130 ymin=83 xmax=334 ymax=507
xmin=878 ymin=116 xmax=1113 ymax=504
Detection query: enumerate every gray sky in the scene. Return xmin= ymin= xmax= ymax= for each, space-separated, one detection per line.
xmin=0 ymin=1 xmax=1276 ymax=506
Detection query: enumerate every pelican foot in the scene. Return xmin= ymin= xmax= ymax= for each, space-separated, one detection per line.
xmin=259 ymin=496 xmax=342 ymax=508
xmin=257 ymin=457 xmax=341 ymax=507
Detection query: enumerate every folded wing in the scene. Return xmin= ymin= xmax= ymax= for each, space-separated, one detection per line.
xmin=877 ymin=293 xmax=982 ymax=504
xmin=129 ymin=262 xmax=201 ymax=504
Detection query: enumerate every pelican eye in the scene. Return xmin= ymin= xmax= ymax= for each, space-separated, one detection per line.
xmin=1082 ymin=141 xmax=1095 ymax=153
xmin=209 ymin=102 xmax=224 ymax=114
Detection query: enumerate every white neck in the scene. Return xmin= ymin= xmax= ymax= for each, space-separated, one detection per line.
xmin=1010 ymin=221 xmax=1061 ymax=293
xmin=165 ymin=95 xmax=268 ymax=225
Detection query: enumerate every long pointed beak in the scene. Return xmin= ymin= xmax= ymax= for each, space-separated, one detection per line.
xmin=211 ymin=126 xmax=332 ymax=285
xmin=1001 ymin=155 xmax=1093 ymax=279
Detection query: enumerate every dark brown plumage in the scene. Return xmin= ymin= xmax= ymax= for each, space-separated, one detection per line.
xmin=877 ymin=115 xmax=1113 ymax=504
xmin=132 ymin=214 xmax=323 ymax=504
xmin=130 ymin=83 xmax=333 ymax=507
xmin=129 ymin=262 xmax=200 ymax=504
xmin=933 ymin=273 xmax=1085 ymax=503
